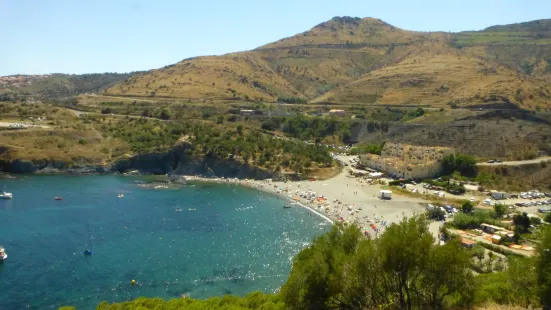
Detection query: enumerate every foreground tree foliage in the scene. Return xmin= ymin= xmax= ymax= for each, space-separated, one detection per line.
xmin=536 ymin=225 xmax=551 ymax=309
xmin=62 ymin=218 xmax=551 ymax=310
xmin=281 ymin=217 xmax=473 ymax=310
xmin=94 ymin=293 xmax=285 ymax=310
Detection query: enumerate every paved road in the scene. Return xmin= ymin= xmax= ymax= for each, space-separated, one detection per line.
xmin=477 ymin=157 xmax=551 ymax=167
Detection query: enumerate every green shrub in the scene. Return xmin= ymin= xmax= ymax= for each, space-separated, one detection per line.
xmin=442 ymin=154 xmax=477 ymax=177
xmin=261 ymin=119 xmax=278 ymax=131
xmin=349 ymin=142 xmax=385 ymax=155
xmin=452 ymin=210 xmax=502 ymax=229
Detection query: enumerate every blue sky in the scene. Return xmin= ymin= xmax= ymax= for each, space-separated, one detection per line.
xmin=0 ymin=0 xmax=549 ymax=75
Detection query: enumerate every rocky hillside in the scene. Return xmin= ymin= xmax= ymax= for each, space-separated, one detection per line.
xmin=0 ymin=73 xmax=133 ymax=101
xmin=106 ymin=17 xmax=551 ymax=109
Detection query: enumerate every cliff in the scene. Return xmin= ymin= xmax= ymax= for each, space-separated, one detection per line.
xmin=0 ymin=141 xmax=276 ymax=180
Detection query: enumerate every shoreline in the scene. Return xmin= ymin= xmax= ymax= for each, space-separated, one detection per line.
xmin=184 ymin=175 xmax=335 ymax=224
xmin=3 ymin=163 xmax=435 ymax=238
xmin=182 ymin=168 xmax=431 ymax=238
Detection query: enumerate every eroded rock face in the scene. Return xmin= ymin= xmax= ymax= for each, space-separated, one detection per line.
xmin=0 ymin=140 xmax=277 ymax=180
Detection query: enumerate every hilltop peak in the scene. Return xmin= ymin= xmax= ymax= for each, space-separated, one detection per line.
xmin=314 ymin=16 xmax=391 ymax=30
xmin=257 ymin=16 xmax=414 ymax=50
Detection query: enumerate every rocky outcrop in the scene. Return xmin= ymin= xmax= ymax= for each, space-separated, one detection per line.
xmin=0 ymin=141 xmax=277 ymax=180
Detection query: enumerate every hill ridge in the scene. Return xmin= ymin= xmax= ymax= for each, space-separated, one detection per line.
xmin=103 ymin=16 xmax=551 ymax=109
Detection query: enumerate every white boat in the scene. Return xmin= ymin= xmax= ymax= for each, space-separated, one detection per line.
xmin=0 ymin=192 xmax=13 ymax=199
xmin=0 ymin=246 xmax=7 ymax=261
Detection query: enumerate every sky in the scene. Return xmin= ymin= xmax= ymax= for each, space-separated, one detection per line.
xmin=0 ymin=0 xmax=549 ymax=76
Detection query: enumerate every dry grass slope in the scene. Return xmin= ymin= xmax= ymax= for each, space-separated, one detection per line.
xmin=106 ymin=16 xmax=551 ymax=109
xmin=107 ymin=53 xmax=302 ymax=102
xmin=313 ymin=42 xmax=551 ymax=108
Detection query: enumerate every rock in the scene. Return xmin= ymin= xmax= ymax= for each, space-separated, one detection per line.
xmin=0 ymin=139 xmax=278 ymax=180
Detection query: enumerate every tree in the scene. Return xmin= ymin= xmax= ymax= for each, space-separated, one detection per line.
xmin=442 ymin=155 xmax=456 ymax=175
xmin=507 ymin=257 xmax=538 ymax=307
xmin=427 ymin=208 xmax=445 ymax=221
xmin=494 ymin=204 xmax=507 ymax=218
xmin=281 ymin=223 xmax=364 ymax=309
xmin=513 ymin=212 xmax=531 ymax=233
xmin=282 ymin=217 xmax=475 ymax=310
xmin=419 ymin=240 xmax=474 ymax=309
xmin=216 ymin=115 xmax=224 ymax=124
xmin=158 ymin=108 xmax=171 ymax=120
xmin=378 ymin=216 xmax=434 ymax=310
xmin=535 ymin=226 xmax=551 ymax=309
xmin=261 ymin=119 xmax=278 ymax=131
xmin=441 ymin=154 xmax=477 ymax=177
xmin=473 ymin=246 xmax=485 ymax=263
xmin=462 ymin=201 xmax=474 ymax=214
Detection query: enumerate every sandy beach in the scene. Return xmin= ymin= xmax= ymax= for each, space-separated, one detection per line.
xmin=184 ymin=155 xmax=439 ymax=238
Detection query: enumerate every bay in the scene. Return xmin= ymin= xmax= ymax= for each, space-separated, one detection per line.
xmin=0 ymin=175 xmax=329 ymax=310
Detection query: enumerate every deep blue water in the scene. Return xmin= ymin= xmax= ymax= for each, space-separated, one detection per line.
xmin=0 ymin=175 xmax=329 ymax=310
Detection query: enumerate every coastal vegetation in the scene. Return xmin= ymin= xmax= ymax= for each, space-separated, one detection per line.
xmin=0 ymin=102 xmax=335 ymax=177
xmin=280 ymin=115 xmax=351 ymax=142
xmin=75 ymin=217 xmax=551 ymax=310
xmin=96 ymin=116 xmax=334 ymax=174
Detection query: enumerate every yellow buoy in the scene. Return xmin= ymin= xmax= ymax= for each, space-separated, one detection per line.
xmin=131 ymin=279 xmax=136 ymax=286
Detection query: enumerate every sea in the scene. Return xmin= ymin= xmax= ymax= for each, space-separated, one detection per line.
xmin=0 ymin=175 xmax=330 ymax=310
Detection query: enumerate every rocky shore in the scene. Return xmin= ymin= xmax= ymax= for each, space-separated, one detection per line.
xmin=0 ymin=153 xmax=278 ymax=180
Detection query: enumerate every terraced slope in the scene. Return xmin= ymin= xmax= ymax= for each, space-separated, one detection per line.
xmin=312 ymin=42 xmax=551 ymax=109
xmin=105 ymin=17 xmax=551 ymax=109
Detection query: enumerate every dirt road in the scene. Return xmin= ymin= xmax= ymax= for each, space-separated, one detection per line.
xmin=477 ymin=157 xmax=551 ymax=167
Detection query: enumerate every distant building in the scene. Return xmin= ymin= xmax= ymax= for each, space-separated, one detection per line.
xmin=480 ymin=223 xmax=512 ymax=235
xmin=328 ymin=109 xmax=345 ymax=116
xmin=240 ymin=109 xmax=256 ymax=116
xmin=491 ymin=191 xmax=508 ymax=200
xmin=359 ymin=143 xmax=455 ymax=179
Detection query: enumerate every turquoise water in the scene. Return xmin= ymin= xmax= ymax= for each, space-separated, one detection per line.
xmin=0 ymin=175 xmax=329 ymax=310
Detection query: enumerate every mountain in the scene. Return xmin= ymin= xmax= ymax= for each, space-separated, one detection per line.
xmin=106 ymin=17 xmax=551 ymax=109
xmin=0 ymin=73 xmax=133 ymax=101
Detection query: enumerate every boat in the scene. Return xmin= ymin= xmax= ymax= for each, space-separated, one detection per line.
xmin=283 ymin=204 xmax=292 ymax=209
xmin=0 ymin=192 xmax=13 ymax=199
xmin=54 ymin=196 xmax=63 ymax=200
xmin=0 ymin=246 xmax=7 ymax=261
xmin=117 ymin=193 xmax=124 ymax=198
xmin=83 ymin=249 xmax=93 ymax=256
